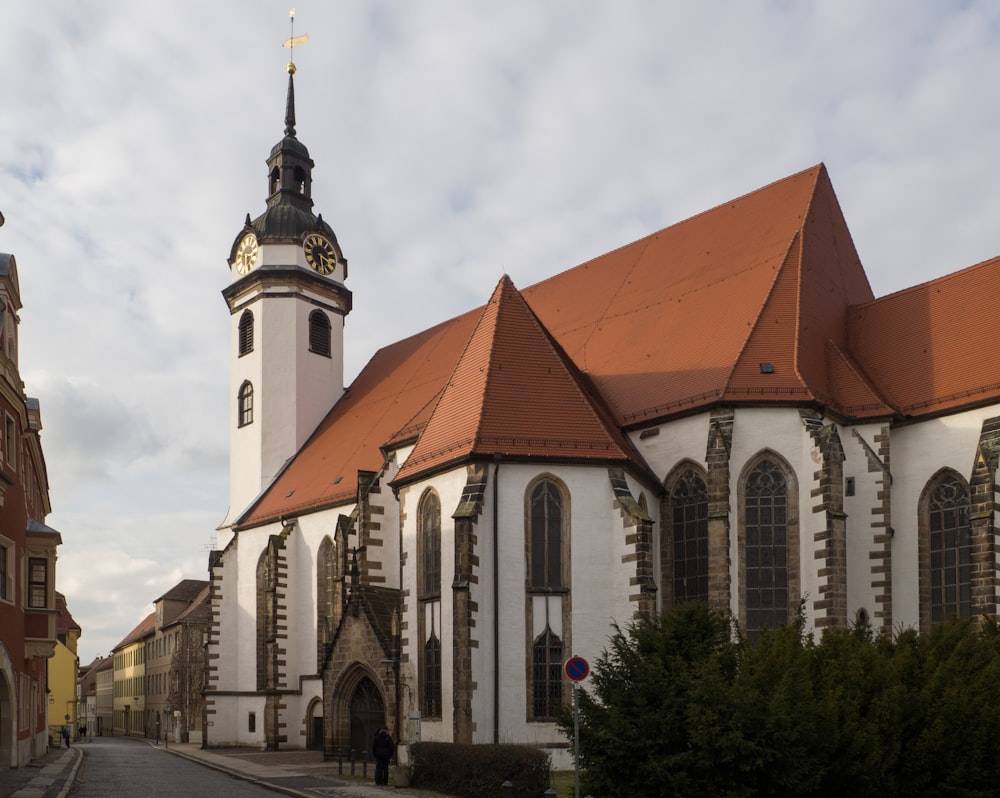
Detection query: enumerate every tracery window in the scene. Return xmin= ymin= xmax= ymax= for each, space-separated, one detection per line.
xmin=744 ymin=458 xmax=789 ymax=637
xmin=669 ymin=467 xmax=708 ymax=604
xmin=418 ymin=491 xmax=442 ymax=718
xmin=927 ymin=473 xmax=971 ymax=623
xmin=529 ymin=479 xmax=563 ymax=589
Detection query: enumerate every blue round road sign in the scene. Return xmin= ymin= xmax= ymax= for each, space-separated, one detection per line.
xmin=565 ymin=655 xmax=589 ymax=682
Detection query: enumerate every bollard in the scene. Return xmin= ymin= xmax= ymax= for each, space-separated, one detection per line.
xmin=500 ymin=780 xmax=513 ymax=798
xmin=338 ymin=748 xmax=343 ymax=775
xmin=363 ymin=750 xmax=369 ymax=779
xmin=543 ymin=790 xmax=557 ymax=797
xmin=350 ymin=749 xmax=356 ymax=776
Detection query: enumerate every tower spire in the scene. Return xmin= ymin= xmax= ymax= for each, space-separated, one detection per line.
xmin=282 ymin=8 xmax=309 ymax=137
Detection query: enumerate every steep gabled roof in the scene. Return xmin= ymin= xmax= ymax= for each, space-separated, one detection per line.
xmin=392 ymin=276 xmax=642 ymax=486
xmin=238 ymin=163 xmax=999 ymax=528
xmin=155 ymin=579 xmax=209 ymax=604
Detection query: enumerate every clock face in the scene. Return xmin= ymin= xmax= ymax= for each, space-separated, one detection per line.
xmin=304 ymin=234 xmax=337 ymax=275
xmin=235 ymin=233 xmax=258 ymax=275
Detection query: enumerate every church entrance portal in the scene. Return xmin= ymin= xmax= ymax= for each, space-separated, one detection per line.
xmin=349 ymin=677 xmax=384 ymax=758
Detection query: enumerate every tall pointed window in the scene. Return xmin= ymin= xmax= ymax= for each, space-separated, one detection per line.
xmin=529 ymin=479 xmax=563 ymax=589
xmin=316 ymin=536 xmax=340 ymax=668
xmin=531 ymin=627 xmax=564 ymax=721
xmin=418 ymin=491 xmax=442 ymax=718
xmin=309 ymin=310 xmax=331 ymax=357
xmin=238 ymin=310 xmax=254 ymax=356
xmin=923 ymin=472 xmax=972 ymax=624
xmin=742 ymin=457 xmax=792 ymax=638
xmin=664 ymin=466 xmax=709 ymax=605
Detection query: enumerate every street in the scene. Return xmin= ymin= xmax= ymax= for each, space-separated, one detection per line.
xmin=69 ymin=737 xmax=285 ymax=797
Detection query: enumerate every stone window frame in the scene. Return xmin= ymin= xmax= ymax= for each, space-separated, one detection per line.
xmin=530 ymin=626 xmax=564 ymax=721
xmin=660 ymin=461 xmax=709 ymax=609
xmin=416 ymin=489 xmax=442 ymax=719
xmin=256 ymin=542 xmax=279 ymax=691
xmin=918 ymin=468 xmax=972 ymax=631
xmin=525 ymin=476 xmax=569 ymax=590
xmin=0 ymin=533 xmax=12 ymax=604
xmin=737 ymin=450 xmax=800 ymax=638
xmin=523 ymin=474 xmax=571 ymax=722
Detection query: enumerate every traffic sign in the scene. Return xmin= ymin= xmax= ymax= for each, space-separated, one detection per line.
xmin=564 ymin=655 xmax=589 ymax=682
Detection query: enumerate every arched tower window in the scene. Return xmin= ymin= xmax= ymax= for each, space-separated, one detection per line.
xmin=740 ymin=454 xmax=798 ymax=639
xmin=269 ymin=167 xmax=279 ymax=196
xmin=417 ymin=491 xmax=442 ymax=719
xmin=238 ymin=381 xmax=254 ymax=427
xmin=309 ymin=310 xmax=331 ymax=357
xmin=921 ymin=470 xmax=972 ymax=625
xmin=238 ymin=310 xmax=254 ymax=356
xmin=662 ymin=464 xmax=709 ymax=607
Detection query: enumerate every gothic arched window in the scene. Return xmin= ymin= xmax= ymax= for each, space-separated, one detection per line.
xmin=529 ymin=479 xmax=564 ymax=589
xmin=924 ymin=472 xmax=972 ymax=624
xmin=665 ymin=466 xmax=709 ymax=605
xmin=238 ymin=310 xmax=254 ymax=356
xmin=743 ymin=457 xmax=791 ymax=637
xmin=238 ymin=381 xmax=254 ymax=427
xmin=417 ymin=491 xmax=442 ymax=718
xmin=309 ymin=310 xmax=331 ymax=357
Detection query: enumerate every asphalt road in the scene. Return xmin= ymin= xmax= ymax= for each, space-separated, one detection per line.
xmin=69 ymin=736 xmax=285 ymax=797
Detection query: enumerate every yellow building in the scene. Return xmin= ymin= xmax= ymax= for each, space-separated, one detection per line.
xmin=112 ymin=612 xmax=153 ymax=736
xmin=47 ymin=593 xmax=80 ymax=744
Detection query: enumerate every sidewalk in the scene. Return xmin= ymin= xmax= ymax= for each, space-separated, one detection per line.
xmin=0 ymin=743 xmax=82 ymax=798
xmin=163 ymin=742 xmax=447 ymax=798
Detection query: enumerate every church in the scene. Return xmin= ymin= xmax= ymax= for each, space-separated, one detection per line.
xmin=204 ymin=61 xmax=1000 ymax=766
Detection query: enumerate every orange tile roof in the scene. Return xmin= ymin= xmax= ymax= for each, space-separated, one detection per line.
xmin=392 ymin=276 xmax=642 ymax=486
xmin=239 ymin=164 xmax=1000 ymax=527
xmin=849 ymin=254 xmax=1000 ymax=416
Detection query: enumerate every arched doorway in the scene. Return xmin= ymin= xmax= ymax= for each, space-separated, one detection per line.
xmin=349 ymin=676 xmax=385 ymax=758
xmin=306 ymin=698 xmax=323 ymax=751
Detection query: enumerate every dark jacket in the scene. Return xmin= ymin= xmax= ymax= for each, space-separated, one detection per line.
xmin=372 ymin=729 xmax=394 ymax=760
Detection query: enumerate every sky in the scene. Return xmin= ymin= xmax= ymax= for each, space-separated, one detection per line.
xmin=3 ymin=1 xmax=1000 ymax=665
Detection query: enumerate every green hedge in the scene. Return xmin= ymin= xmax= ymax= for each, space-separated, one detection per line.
xmin=409 ymin=741 xmax=551 ymax=798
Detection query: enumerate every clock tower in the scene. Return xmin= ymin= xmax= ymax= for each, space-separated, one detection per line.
xmin=222 ymin=61 xmax=352 ymax=526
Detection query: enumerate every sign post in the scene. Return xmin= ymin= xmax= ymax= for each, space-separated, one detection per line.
xmin=564 ymin=656 xmax=590 ymax=798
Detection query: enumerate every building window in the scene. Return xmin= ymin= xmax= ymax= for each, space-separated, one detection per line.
xmin=317 ymin=535 xmax=340 ymax=667
xmin=742 ymin=457 xmax=793 ymax=638
xmin=418 ymin=491 xmax=442 ymax=719
xmin=28 ymin=557 xmax=47 ymax=608
xmin=531 ymin=627 xmax=563 ymax=721
xmin=248 ymin=712 xmax=256 ymax=733
xmin=238 ymin=310 xmax=254 ymax=356
xmin=238 ymin=381 xmax=254 ymax=427
xmin=418 ymin=492 xmax=441 ymax=599
xmin=529 ymin=479 xmax=564 ymax=589
xmin=925 ymin=472 xmax=971 ymax=624
xmin=0 ymin=539 xmax=10 ymax=602
xmin=423 ymin=633 xmax=441 ymax=719
xmin=308 ymin=310 xmax=331 ymax=357
xmin=664 ymin=466 xmax=708 ymax=605
xmin=4 ymin=415 xmax=14 ymax=468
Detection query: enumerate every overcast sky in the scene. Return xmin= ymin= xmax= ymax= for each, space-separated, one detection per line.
xmin=3 ymin=1 xmax=1000 ymax=665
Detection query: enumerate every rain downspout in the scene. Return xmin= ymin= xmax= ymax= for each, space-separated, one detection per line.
xmin=493 ymin=453 xmax=501 ymax=743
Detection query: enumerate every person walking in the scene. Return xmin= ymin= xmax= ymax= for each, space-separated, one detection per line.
xmin=61 ymin=724 xmax=71 ymax=748
xmin=372 ymin=726 xmax=394 ymax=786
